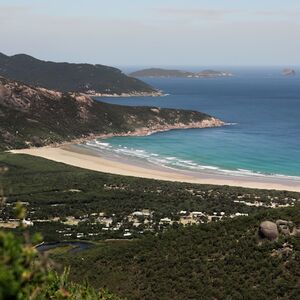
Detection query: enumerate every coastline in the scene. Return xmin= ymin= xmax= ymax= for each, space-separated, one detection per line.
xmin=10 ymin=144 xmax=300 ymax=193
xmin=28 ymin=117 xmax=225 ymax=149
xmin=86 ymin=90 xmax=164 ymax=98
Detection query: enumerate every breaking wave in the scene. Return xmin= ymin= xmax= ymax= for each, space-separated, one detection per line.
xmin=83 ymin=140 xmax=300 ymax=180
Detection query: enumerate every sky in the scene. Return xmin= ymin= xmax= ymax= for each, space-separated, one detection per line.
xmin=0 ymin=0 xmax=299 ymax=67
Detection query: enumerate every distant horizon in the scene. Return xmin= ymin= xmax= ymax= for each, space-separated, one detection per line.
xmin=1 ymin=51 xmax=299 ymax=70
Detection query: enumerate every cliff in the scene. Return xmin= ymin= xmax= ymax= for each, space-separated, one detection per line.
xmin=0 ymin=52 xmax=158 ymax=95
xmin=0 ymin=76 xmax=223 ymax=150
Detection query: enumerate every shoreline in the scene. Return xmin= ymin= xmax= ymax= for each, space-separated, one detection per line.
xmin=10 ymin=144 xmax=300 ymax=193
xmin=26 ymin=117 xmax=225 ymax=149
xmin=86 ymin=90 xmax=164 ymax=98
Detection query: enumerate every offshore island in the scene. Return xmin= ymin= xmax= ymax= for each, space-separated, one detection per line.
xmin=129 ymin=67 xmax=233 ymax=78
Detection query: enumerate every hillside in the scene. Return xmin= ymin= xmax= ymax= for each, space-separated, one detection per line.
xmin=129 ymin=68 xmax=195 ymax=77
xmin=54 ymin=203 xmax=300 ymax=299
xmin=0 ymin=52 xmax=158 ymax=95
xmin=0 ymin=76 xmax=223 ymax=150
xmin=129 ymin=68 xmax=233 ymax=78
xmin=1 ymin=153 xmax=299 ymax=299
xmin=1 ymin=152 xmax=299 ymax=241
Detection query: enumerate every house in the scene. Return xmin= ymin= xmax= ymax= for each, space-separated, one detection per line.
xmin=22 ymin=219 xmax=33 ymax=227
xmin=159 ymin=217 xmax=172 ymax=225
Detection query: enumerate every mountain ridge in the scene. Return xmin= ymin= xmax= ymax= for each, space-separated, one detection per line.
xmin=0 ymin=52 xmax=160 ymax=95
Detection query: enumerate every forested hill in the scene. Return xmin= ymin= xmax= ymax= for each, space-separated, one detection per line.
xmin=0 ymin=52 xmax=157 ymax=95
xmin=0 ymin=76 xmax=223 ymax=150
xmin=56 ymin=202 xmax=300 ymax=299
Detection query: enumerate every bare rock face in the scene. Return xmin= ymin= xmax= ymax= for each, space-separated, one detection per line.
xmin=259 ymin=221 xmax=279 ymax=241
xmin=276 ymin=219 xmax=293 ymax=226
xmin=276 ymin=219 xmax=293 ymax=235
xmin=0 ymin=82 xmax=11 ymax=99
xmin=291 ymin=227 xmax=300 ymax=237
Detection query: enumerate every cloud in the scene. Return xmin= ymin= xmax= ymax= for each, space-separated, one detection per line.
xmin=255 ymin=10 xmax=300 ymax=18
xmin=158 ymin=8 xmax=239 ymax=20
xmin=0 ymin=4 xmax=33 ymax=23
xmin=1 ymin=3 xmax=299 ymax=66
xmin=0 ymin=4 xmax=32 ymax=15
xmin=158 ymin=7 xmax=300 ymax=22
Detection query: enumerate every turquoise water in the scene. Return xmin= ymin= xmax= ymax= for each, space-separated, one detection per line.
xmin=92 ymin=68 xmax=300 ymax=178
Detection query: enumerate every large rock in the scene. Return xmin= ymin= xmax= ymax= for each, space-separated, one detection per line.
xmin=276 ymin=219 xmax=293 ymax=227
xmin=276 ymin=220 xmax=293 ymax=235
xmin=259 ymin=221 xmax=279 ymax=241
xmin=291 ymin=227 xmax=300 ymax=237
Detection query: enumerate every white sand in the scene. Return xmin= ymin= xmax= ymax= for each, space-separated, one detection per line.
xmin=10 ymin=146 xmax=300 ymax=192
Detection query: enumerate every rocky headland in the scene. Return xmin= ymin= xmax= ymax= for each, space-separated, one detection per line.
xmin=0 ymin=76 xmax=224 ymax=150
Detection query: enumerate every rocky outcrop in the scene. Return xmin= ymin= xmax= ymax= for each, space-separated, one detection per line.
xmin=276 ymin=219 xmax=293 ymax=235
xmin=259 ymin=221 xmax=279 ymax=241
xmin=259 ymin=219 xmax=300 ymax=240
xmin=282 ymin=68 xmax=296 ymax=76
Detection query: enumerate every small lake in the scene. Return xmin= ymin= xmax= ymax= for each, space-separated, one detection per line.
xmin=36 ymin=241 xmax=94 ymax=253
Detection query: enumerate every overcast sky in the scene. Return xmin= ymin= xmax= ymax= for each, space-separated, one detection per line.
xmin=0 ymin=0 xmax=299 ymax=67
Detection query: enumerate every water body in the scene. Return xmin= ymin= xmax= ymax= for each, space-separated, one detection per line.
xmin=36 ymin=241 xmax=94 ymax=253
xmin=92 ymin=68 xmax=300 ymax=179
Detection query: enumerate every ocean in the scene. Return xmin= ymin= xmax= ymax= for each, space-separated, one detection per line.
xmin=91 ymin=67 xmax=300 ymax=179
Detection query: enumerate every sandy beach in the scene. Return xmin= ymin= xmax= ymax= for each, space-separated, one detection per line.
xmin=10 ymin=145 xmax=300 ymax=192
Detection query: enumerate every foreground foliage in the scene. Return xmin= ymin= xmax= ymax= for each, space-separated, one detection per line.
xmin=0 ymin=209 xmax=121 ymax=299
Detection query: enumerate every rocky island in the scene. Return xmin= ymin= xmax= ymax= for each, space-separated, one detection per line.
xmin=129 ymin=68 xmax=233 ymax=78
xmin=0 ymin=76 xmax=223 ymax=150
xmin=282 ymin=68 xmax=296 ymax=76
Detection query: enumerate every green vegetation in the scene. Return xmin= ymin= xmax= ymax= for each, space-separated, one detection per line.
xmin=0 ymin=231 xmax=122 ymax=299
xmin=0 ymin=76 xmax=215 ymax=150
xmin=1 ymin=51 xmax=298 ymax=300
xmin=0 ymin=52 xmax=156 ymax=94
xmin=1 ymin=154 xmax=300 ymax=299
xmin=0 ymin=206 xmax=121 ymax=299
xmin=54 ymin=204 xmax=300 ymax=299
xmin=129 ymin=68 xmax=232 ymax=78
xmin=1 ymin=153 xmax=298 ymax=242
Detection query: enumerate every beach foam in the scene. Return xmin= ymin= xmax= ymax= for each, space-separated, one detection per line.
xmin=82 ymin=139 xmax=300 ymax=181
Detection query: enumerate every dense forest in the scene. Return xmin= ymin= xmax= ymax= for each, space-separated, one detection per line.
xmin=55 ymin=205 xmax=300 ymax=299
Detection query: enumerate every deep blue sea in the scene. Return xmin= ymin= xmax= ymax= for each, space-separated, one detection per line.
xmin=92 ymin=68 xmax=300 ymax=178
